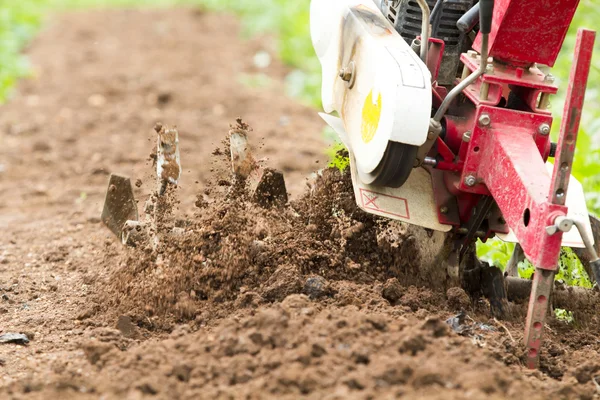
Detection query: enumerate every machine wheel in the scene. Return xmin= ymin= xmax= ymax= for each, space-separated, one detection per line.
xmin=362 ymin=141 xmax=417 ymax=188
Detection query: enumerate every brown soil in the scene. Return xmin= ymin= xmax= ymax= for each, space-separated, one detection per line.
xmin=1 ymin=7 xmax=600 ymax=400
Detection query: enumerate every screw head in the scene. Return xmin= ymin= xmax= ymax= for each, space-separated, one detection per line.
xmin=338 ymin=61 xmax=356 ymax=88
xmin=478 ymin=114 xmax=491 ymax=127
xmin=464 ymin=175 xmax=477 ymax=187
xmin=538 ymin=123 xmax=550 ymax=135
xmin=544 ymin=73 xmax=555 ymax=83
xmin=557 ymin=217 xmax=573 ymax=232
xmin=339 ymin=68 xmax=351 ymax=81
xmin=462 ymin=131 xmax=472 ymax=142
xmin=440 ymin=206 xmax=449 ymax=214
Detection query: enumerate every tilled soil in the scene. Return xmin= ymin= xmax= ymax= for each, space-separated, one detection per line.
xmin=1 ymin=7 xmax=600 ymax=400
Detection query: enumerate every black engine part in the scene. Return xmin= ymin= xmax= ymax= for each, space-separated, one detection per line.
xmin=381 ymin=0 xmax=475 ymax=86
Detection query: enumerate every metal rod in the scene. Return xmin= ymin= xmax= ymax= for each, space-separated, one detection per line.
xmin=414 ymin=0 xmax=430 ymax=64
xmin=573 ymin=219 xmax=600 ymax=262
xmin=433 ymin=34 xmax=489 ymax=122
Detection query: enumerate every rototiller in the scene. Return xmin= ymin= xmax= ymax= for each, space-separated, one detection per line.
xmin=310 ymin=0 xmax=599 ymax=368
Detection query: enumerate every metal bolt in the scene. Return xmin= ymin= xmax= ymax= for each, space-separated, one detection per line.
xmin=538 ymin=123 xmax=550 ymax=135
xmin=480 ymin=82 xmax=490 ymax=101
xmin=556 ymin=216 xmax=573 ymax=232
xmin=440 ymin=206 xmax=449 ymax=214
xmin=538 ymin=93 xmax=551 ymax=110
xmin=410 ymin=38 xmax=421 ymax=54
xmin=546 ymin=216 xmax=573 ymax=235
xmin=464 ymin=175 xmax=477 ymax=187
xmin=478 ymin=114 xmax=491 ymax=127
xmin=338 ymin=61 xmax=356 ymax=88
xmin=462 ymin=131 xmax=472 ymax=142
xmin=544 ymin=73 xmax=555 ymax=83
xmin=422 ymin=157 xmax=437 ymax=167
xmin=461 ymin=65 xmax=470 ymax=80
xmin=339 ymin=68 xmax=352 ymax=82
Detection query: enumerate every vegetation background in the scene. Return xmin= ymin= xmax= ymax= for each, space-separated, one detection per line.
xmin=1 ymin=0 xmax=598 ymax=287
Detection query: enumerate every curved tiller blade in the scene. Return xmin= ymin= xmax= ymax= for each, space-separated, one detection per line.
xmin=101 ymin=174 xmax=139 ymax=238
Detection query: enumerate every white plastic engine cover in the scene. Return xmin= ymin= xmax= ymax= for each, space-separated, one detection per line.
xmin=310 ymin=0 xmax=432 ymax=176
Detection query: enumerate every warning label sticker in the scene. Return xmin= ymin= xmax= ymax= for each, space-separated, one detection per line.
xmin=359 ymin=189 xmax=410 ymax=219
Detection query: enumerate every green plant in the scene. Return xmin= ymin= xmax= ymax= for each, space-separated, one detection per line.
xmin=554 ymin=308 xmax=574 ymax=323
xmin=0 ymin=1 xmax=44 ymax=101
xmin=327 ymin=142 xmax=350 ymax=172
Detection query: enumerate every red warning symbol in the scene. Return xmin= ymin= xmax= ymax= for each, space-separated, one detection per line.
xmin=359 ymin=189 xmax=410 ymax=219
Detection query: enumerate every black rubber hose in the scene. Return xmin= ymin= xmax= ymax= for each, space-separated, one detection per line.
xmin=456 ymin=3 xmax=480 ymax=33
xmin=479 ymin=0 xmax=494 ymax=35
xmin=430 ymin=0 xmax=443 ymax=25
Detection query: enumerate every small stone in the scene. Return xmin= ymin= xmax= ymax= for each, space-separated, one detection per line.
xmin=116 ymin=315 xmax=136 ymax=338
xmin=303 ymin=275 xmax=330 ymax=299
xmin=382 ymin=278 xmax=403 ymax=305
xmin=0 ymin=333 xmax=29 ymax=345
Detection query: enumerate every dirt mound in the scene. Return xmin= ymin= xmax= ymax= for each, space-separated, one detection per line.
xmin=81 ymin=119 xmax=600 ymax=400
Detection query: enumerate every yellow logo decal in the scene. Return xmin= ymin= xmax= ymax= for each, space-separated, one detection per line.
xmin=361 ymin=90 xmax=382 ymax=143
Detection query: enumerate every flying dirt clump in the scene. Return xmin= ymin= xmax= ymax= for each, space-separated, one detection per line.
xmin=97 ymin=119 xmax=434 ymax=328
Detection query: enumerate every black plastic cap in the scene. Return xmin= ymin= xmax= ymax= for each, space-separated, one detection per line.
xmin=457 ymin=3 xmax=480 ymax=34
xmin=479 ymin=0 xmax=494 ymax=35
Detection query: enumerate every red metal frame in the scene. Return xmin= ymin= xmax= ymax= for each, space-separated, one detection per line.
xmin=425 ymin=0 xmax=595 ymax=369
xmin=472 ymin=0 xmax=581 ymax=67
